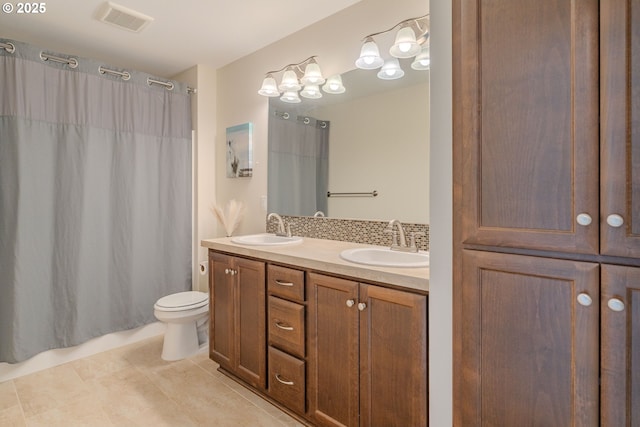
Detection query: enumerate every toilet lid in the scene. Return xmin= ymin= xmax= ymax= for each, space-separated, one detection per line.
xmin=155 ymin=291 xmax=208 ymax=310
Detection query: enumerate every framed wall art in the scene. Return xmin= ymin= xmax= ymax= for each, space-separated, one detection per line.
xmin=226 ymin=122 xmax=253 ymax=178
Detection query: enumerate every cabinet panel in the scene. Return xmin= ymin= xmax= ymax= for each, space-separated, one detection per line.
xmin=268 ymin=346 xmax=306 ymax=415
xmin=208 ymin=252 xmax=266 ymax=390
xmin=210 ymin=252 xmax=234 ymax=370
xmin=601 ymin=0 xmax=640 ymax=257
xmin=359 ymin=285 xmax=427 ymax=427
xmin=461 ymin=250 xmax=599 ymax=426
xmin=601 ymin=265 xmax=640 ymax=426
xmin=268 ymin=296 xmax=305 ymax=358
xmin=268 ymin=264 xmax=305 ymax=302
xmin=459 ymin=0 xmax=599 ymax=253
xmin=307 ymin=272 xmax=359 ymax=427
xmin=235 ymin=256 xmax=266 ymax=389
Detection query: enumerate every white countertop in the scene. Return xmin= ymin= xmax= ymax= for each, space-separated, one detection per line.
xmin=201 ymin=236 xmax=429 ymax=294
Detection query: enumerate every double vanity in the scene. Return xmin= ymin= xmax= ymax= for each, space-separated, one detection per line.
xmin=201 ymin=234 xmax=429 ymax=427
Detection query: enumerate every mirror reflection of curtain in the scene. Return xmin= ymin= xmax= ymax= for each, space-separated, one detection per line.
xmin=0 ymin=40 xmax=192 ymax=363
xmin=268 ymin=112 xmax=329 ymax=216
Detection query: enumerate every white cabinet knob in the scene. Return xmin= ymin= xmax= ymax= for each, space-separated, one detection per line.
xmin=607 ymin=298 xmax=625 ymax=312
xmin=346 ymin=299 xmax=355 ymax=308
xmin=576 ymin=213 xmax=592 ymax=226
xmin=577 ymin=293 xmax=593 ymax=307
xmin=607 ymin=214 xmax=624 ymax=228
xmin=225 ymin=268 xmax=230 ymax=275
xmin=357 ymin=302 xmax=367 ymax=311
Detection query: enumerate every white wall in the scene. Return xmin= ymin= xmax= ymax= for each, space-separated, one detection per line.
xmin=173 ymin=64 xmax=218 ymax=292
xmin=214 ymin=0 xmax=428 ymax=236
xmin=429 ymin=0 xmax=453 ymax=426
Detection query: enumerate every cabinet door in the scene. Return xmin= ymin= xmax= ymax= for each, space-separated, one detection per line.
xmin=460 ymin=250 xmax=599 ymax=426
xmin=601 ymin=265 xmax=640 ymax=426
xmin=457 ymin=0 xmax=599 ymax=254
xmin=601 ymin=0 xmax=640 ymax=257
xmin=234 ymin=256 xmax=266 ymax=389
xmin=359 ymin=284 xmax=427 ymax=427
xmin=307 ymin=272 xmax=359 ymax=427
xmin=209 ymin=252 xmax=234 ymax=371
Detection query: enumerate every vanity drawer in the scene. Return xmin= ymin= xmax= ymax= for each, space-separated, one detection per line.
xmin=268 ymin=296 xmax=305 ymax=358
xmin=268 ymin=346 xmax=305 ymax=415
xmin=267 ymin=265 xmax=305 ymax=302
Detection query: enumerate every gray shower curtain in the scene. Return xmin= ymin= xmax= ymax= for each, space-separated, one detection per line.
xmin=0 ymin=40 xmax=192 ymax=363
xmin=268 ymin=109 xmax=329 ymax=216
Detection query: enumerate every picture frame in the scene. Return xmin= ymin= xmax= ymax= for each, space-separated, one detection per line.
xmin=226 ymin=122 xmax=253 ymax=178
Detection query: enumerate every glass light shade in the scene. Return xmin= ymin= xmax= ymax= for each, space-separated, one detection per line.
xmin=280 ymin=90 xmax=301 ymax=103
xmin=322 ymin=75 xmax=346 ymax=94
xmin=411 ymin=45 xmax=430 ymax=70
xmin=300 ymin=84 xmax=323 ymax=99
xmin=300 ymin=62 xmax=326 ymax=85
xmin=355 ymin=38 xmax=384 ymax=70
xmin=278 ymin=69 xmax=301 ymax=91
xmin=389 ymin=26 xmax=421 ymax=58
xmin=257 ymin=75 xmax=280 ymax=97
xmin=377 ymin=58 xmax=405 ymax=80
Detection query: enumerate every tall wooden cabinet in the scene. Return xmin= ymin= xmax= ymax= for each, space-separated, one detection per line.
xmin=454 ymin=0 xmax=640 ymax=425
xmin=209 ymin=252 xmax=266 ymax=389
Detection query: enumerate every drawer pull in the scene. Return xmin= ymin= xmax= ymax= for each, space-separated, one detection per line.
xmin=275 ymin=321 xmax=294 ymax=331
xmin=275 ymin=279 xmax=294 ymax=287
xmin=577 ymin=293 xmax=592 ymax=307
xmin=275 ymin=374 xmax=295 ymax=386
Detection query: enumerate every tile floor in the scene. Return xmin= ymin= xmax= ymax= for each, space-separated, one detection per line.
xmin=0 ymin=336 xmax=304 ymax=426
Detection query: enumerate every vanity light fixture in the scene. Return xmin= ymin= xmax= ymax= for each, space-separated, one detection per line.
xmin=356 ymin=14 xmax=429 ymax=78
xmin=258 ymin=56 xmax=344 ymax=103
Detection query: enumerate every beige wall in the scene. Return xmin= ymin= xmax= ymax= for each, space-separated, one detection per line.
xmin=315 ymin=80 xmax=429 ymax=222
xmin=214 ymin=0 xmax=428 ymax=236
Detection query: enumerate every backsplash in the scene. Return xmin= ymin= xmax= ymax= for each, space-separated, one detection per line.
xmin=266 ymin=216 xmax=429 ymax=251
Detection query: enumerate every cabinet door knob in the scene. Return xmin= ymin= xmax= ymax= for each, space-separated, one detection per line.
xmin=607 ymin=214 xmax=624 ymax=228
xmin=607 ymin=298 xmax=625 ymax=312
xmin=346 ymin=299 xmax=355 ymax=307
xmin=576 ymin=213 xmax=592 ymax=226
xmin=357 ymin=302 xmax=367 ymax=311
xmin=275 ymin=374 xmax=295 ymax=386
xmin=577 ymin=293 xmax=593 ymax=307
xmin=225 ymin=268 xmax=230 ymax=274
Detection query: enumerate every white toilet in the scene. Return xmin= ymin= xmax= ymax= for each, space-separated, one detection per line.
xmin=154 ymin=291 xmax=209 ymax=361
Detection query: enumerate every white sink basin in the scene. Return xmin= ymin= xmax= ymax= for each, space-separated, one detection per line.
xmin=231 ymin=233 xmax=303 ymax=246
xmin=340 ymin=247 xmax=429 ymax=268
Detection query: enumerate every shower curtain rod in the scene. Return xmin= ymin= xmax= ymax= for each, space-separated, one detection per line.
xmin=1 ymin=40 xmax=196 ymax=94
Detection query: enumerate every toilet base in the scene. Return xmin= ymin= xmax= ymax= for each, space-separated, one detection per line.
xmin=161 ymin=321 xmax=200 ymax=361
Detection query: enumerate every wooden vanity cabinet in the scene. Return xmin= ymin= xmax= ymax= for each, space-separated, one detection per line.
xmin=208 ymin=252 xmax=266 ymax=389
xmin=307 ymin=272 xmax=428 ymax=427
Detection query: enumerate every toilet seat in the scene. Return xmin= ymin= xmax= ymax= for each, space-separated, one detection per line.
xmin=154 ymin=291 xmax=208 ymax=312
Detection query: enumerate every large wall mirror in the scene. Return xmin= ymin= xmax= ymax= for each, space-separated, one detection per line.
xmin=267 ymin=64 xmax=429 ymax=223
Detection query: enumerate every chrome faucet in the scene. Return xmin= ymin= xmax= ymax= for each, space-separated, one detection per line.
xmin=267 ymin=212 xmax=291 ymax=237
xmin=387 ymin=219 xmax=408 ymax=248
xmin=386 ymin=219 xmax=424 ymax=253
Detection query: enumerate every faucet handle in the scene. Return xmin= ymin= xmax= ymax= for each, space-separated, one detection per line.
xmin=384 ymin=228 xmax=399 ymax=247
xmin=409 ymin=232 xmax=426 ymax=250
xmin=285 ymin=222 xmax=295 ymax=237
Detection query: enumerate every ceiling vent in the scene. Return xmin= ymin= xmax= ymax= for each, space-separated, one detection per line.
xmin=97 ymin=2 xmax=154 ymax=33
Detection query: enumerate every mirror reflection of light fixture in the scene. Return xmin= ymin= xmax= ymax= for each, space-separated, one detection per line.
xmin=377 ymin=58 xmax=405 ymax=80
xmin=356 ymin=14 xmax=429 ymax=79
xmin=322 ymin=75 xmax=346 ymax=94
xmin=355 ymin=37 xmax=384 ymax=70
xmin=411 ymin=42 xmax=430 ymax=70
xmin=258 ymin=56 xmax=344 ymax=103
